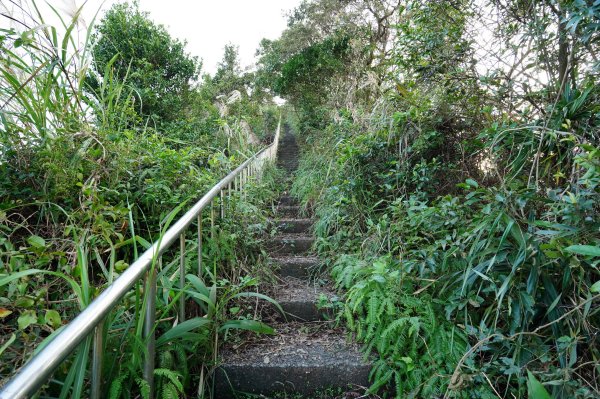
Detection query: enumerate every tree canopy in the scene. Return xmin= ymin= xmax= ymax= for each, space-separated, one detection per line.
xmin=92 ymin=2 xmax=200 ymax=124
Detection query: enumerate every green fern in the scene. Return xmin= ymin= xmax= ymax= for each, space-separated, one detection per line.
xmin=336 ymin=256 xmax=468 ymax=398
xmin=136 ymin=378 xmax=151 ymax=399
xmin=108 ymin=371 xmax=129 ymax=399
xmin=155 ymin=368 xmax=183 ymax=394
xmin=162 ymin=382 xmax=179 ymax=399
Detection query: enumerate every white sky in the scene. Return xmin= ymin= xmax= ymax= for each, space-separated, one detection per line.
xmin=86 ymin=0 xmax=301 ymax=74
xmin=2 ymin=0 xmax=301 ymax=75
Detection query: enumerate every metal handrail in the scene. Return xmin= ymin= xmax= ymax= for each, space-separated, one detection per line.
xmin=0 ymin=118 xmax=281 ymax=399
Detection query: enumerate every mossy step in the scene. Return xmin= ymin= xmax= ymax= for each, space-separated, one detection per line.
xmin=278 ymin=196 xmax=299 ymax=206
xmin=271 ymin=256 xmax=319 ymax=278
xmin=277 ymin=164 xmax=299 ymax=171
xmin=271 ymin=256 xmax=319 ymax=279
xmin=277 ymin=205 xmax=303 ymax=217
xmin=273 ymin=277 xmax=335 ymax=321
xmin=266 ymin=236 xmax=314 ymax=255
xmin=215 ymin=324 xmax=370 ymax=398
xmin=275 ymin=218 xmax=312 ymax=234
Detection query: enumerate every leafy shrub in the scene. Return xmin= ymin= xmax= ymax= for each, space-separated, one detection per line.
xmin=91 ymin=2 xmax=200 ymax=124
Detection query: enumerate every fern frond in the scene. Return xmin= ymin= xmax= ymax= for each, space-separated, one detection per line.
xmin=155 ymin=368 xmax=183 ymax=392
xmin=136 ymin=378 xmax=151 ymax=399
xmin=162 ymin=383 xmax=179 ymax=399
xmin=108 ymin=371 xmax=128 ymax=399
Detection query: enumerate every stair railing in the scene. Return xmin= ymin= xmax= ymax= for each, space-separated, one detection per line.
xmin=0 ymin=118 xmax=281 ymax=399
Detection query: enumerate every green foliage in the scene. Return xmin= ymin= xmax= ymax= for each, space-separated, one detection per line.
xmin=527 ymin=371 xmax=553 ymax=399
xmin=92 ymin=2 xmax=200 ymax=124
xmin=276 ymin=35 xmax=350 ymax=104
xmin=0 ymin=1 xmax=282 ymax=397
xmin=293 ymin=121 xmax=600 ymax=397
xmin=395 ymin=0 xmax=472 ymax=80
xmin=283 ymin=1 xmax=600 ymax=397
xmin=334 ymin=255 xmax=468 ymax=397
xmin=212 ymin=44 xmax=244 ymax=96
xmin=258 ymin=35 xmax=351 ymax=129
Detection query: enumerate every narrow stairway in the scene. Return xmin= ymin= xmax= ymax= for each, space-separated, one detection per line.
xmin=215 ymin=126 xmax=370 ymax=398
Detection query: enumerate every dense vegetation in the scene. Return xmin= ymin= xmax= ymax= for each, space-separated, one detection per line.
xmin=257 ymin=0 xmax=600 ymax=398
xmin=0 ymin=1 xmax=281 ymax=397
xmin=1 ymin=0 xmax=599 ymax=398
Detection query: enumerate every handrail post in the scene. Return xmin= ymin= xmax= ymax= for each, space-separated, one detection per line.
xmin=179 ymin=234 xmax=186 ymax=322
xmin=197 ymin=214 xmax=202 ymax=278
xmin=90 ymin=320 xmax=104 ymax=399
xmin=210 ymin=199 xmax=215 ymax=240
xmin=143 ymin=263 xmax=157 ymax=399
xmin=242 ymin=169 xmax=247 ymax=200
xmin=227 ymin=182 xmax=232 ymax=212
xmin=220 ymin=189 xmax=225 ymax=219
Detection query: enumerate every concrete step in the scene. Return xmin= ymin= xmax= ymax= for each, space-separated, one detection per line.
xmin=266 ymin=235 xmax=313 ymax=255
xmin=273 ymin=277 xmax=335 ymax=321
xmin=277 ymin=163 xmax=298 ymax=170
xmin=275 ymin=218 xmax=312 ymax=234
xmin=277 ymin=205 xmax=302 ymax=218
xmin=278 ymin=196 xmax=298 ymax=206
xmin=215 ymin=324 xmax=370 ymax=398
xmin=271 ymin=256 xmax=319 ymax=278
xmin=278 ymin=165 xmax=298 ymax=170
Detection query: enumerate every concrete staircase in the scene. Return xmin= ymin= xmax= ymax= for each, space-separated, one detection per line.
xmin=215 ymin=126 xmax=370 ymax=398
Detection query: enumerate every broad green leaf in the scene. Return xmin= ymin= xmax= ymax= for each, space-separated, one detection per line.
xmin=18 ymin=310 xmax=37 ymax=330
xmin=465 ymin=178 xmax=478 ymax=188
xmin=136 ymin=236 xmax=152 ymax=249
xmin=527 ymin=371 xmax=552 ymax=399
xmin=565 ymin=245 xmax=600 ymax=257
xmin=545 ymin=294 xmax=562 ymax=317
xmin=27 ymin=235 xmax=46 ymax=248
xmin=590 ymin=281 xmax=600 ymax=293
xmin=14 ymin=297 xmax=35 ymax=308
xmin=186 ymin=274 xmax=209 ymax=297
xmin=115 ymin=260 xmax=128 ymax=272
xmin=187 ymin=291 xmax=216 ymax=312
xmin=45 ymin=309 xmax=61 ymax=329
xmin=156 ymin=317 xmax=211 ymax=346
xmin=401 ymin=356 xmax=415 ymax=371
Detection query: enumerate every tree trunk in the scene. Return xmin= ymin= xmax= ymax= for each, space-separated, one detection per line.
xmin=556 ymin=4 xmax=569 ymax=93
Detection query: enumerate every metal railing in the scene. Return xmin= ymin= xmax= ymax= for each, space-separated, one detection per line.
xmin=0 ymin=119 xmax=281 ymax=399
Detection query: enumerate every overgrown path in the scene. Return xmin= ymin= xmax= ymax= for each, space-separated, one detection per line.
xmin=216 ymin=125 xmax=370 ymax=397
